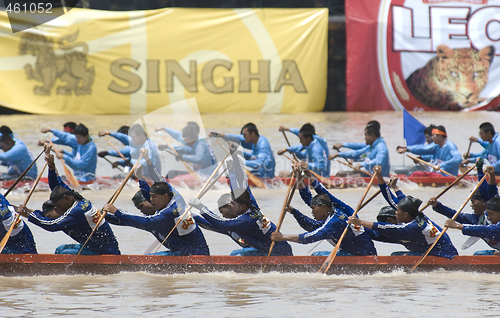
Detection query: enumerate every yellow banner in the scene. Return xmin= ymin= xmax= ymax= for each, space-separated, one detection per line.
xmin=0 ymin=8 xmax=327 ymax=114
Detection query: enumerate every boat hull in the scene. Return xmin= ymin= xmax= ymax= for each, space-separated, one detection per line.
xmin=1 ymin=254 xmax=499 ymax=276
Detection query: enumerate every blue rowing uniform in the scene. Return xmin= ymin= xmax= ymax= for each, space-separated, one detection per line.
xmin=338 ymin=137 xmax=391 ymax=177
xmin=470 ymin=133 xmax=500 ymax=174
xmin=289 ymin=128 xmax=330 ymax=175
xmin=224 ymin=134 xmax=275 ymax=178
xmin=377 ymin=183 xmax=458 ymax=258
xmin=0 ymin=138 xmax=38 ymax=179
xmin=286 ymin=139 xmax=329 ymax=177
xmin=0 ymin=194 xmax=37 ymax=254
xmin=27 ymin=168 xmax=120 ymax=255
xmin=407 ymin=139 xmax=462 ymax=176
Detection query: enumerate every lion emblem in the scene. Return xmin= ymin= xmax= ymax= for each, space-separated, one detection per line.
xmin=19 ymin=30 xmax=94 ymax=96
xmin=406 ymin=44 xmax=495 ymax=110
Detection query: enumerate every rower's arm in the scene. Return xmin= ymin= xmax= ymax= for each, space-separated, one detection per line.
xmin=64 ymin=143 xmax=97 ymax=170
xmin=462 ymin=223 xmax=500 ymax=241
xmin=180 ymin=142 xmax=208 ymax=165
xmin=379 ymin=183 xmax=400 ymax=210
xmin=223 ymin=134 xmax=252 ymax=150
xmin=163 ymin=128 xmax=185 ymax=145
xmin=311 ymin=178 xmax=354 ymax=216
xmin=406 ymin=143 xmax=436 ymax=155
xmin=342 ymin=142 xmax=366 ymax=150
xmin=289 ymin=207 xmax=322 ymax=232
xmin=50 ymin=129 xmax=78 ymax=148
xmin=47 ymin=167 xmax=70 ymax=191
xmin=109 ymin=132 xmax=130 ymax=146
xmin=108 ymin=146 xmax=131 ymax=159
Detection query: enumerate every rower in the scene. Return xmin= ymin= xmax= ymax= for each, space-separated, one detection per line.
xmin=16 ymin=153 xmax=120 ymax=255
xmin=445 ymin=196 xmax=500 ymax=255
xmin=277 ymin=125 xmax=329 ymax=177
xmin=464 ymin=122 xmax=500 ymax=174
xmin=210 ymin=122 xmax=275 ymax=178
xmin=349 ymin=166 xmax=458 ymax=258
xmin=38 ymin=122 xmax=77 ymax=147
xmin=397 ymin=125 xmax=461 ymax=177
xmin=0 ymin=193 xmax=37 ymax=254
xmin=41 ymin=123 xmax=97 ymax=182
xmin=410 ymin=124 xmax=438 ymax=173
xmin=270 ymin=167 xmax=377 ymax=256
xmin=104 ymin=148 xmax=207 ymax=256
xmin=0 ymin=133 xmax=38 ymax=180
xmin=329 ymin=124 xmax=391 ymax=177
xmin=100 ymin=124 xmax=161 ymax=179
xmin=155 ymin=123 xmax=217 ymax=179
xmin=430 ymin=163 xmax=498 ymax=255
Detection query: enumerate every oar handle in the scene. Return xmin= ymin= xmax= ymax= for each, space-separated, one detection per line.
xmin=103 ymin=136 xmax=128 ymax=162
xmin=282 ymin=131 xmax=299 ymax=162
xmin=411 ymin=174 xmax=488 ymax=272
xmin=102 ymin=157 xmax=124 ymax=172
xmin=4 ymin=147 xmax=46 ymax=197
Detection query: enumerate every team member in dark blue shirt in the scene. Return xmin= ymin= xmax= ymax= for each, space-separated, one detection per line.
xmin=18 ymin=154 xmax=120 ymax=255
xmin=0 ymin=193 xmax=37 ymax=254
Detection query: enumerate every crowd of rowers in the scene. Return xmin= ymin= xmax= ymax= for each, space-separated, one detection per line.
xmin=0 ymin=119 xmax=498 ymax=258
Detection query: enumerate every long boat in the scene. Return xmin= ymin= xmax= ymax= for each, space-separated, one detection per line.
xmin=0 ymin=174 xmax=489 ymax=191
xmin=1 ymin=254 xmax=499 ymax=276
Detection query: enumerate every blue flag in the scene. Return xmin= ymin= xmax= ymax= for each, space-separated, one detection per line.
xmin=403 ymin=109 xmax=426 ymax=146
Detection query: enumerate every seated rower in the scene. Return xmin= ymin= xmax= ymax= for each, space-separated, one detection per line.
xmin=210 ymin=122 xmax=275 ymax=178
xmin=270 ymin=167 xmax=377 ymax=256
xmin=17 ymin=153 xmax=120 ymax=255
xmin=0 ymin=133 xmax=37 ymax=180
xmin=349 ymin=166 xmax=458 ymax=258
xmin=104 ymin=149 xmax=208 ymax=256
xmin=431 ymin=164 xmax=498 ymax=255
xmin=329 ymin=124 xmax=390 ymax=177
xmin=189 ymin=188 xmax=293 ymax=256
xmin=194 ymin=193 xmax=252 ymax=250
xmin=464 ymin=122 xmax=500 ymax=174
xmin=445 ymin=197 xmax=500 ymax=255
xmin=277 ymin=125 xmax=329 ymax=177
xmin=99 ymin=124 xmax=161 ymax=179
xmin=397 ymin=125 xmax=461 ymax=177
xmin=0 ymin=193 xmax=37 ymax=254
xmin=155 ymin=123 xmax=217 ymax=179
xmin=279 ymin=123 xmax=330 ymax=176
xmin=41 ymin=124 xmax=97 ymax=182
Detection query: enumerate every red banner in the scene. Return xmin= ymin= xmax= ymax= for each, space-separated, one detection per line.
xmin=346 ymin=0 xmax=500 ymax=112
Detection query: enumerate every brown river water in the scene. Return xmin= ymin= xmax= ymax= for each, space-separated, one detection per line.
xmin=0 ymin=111 xmax=499 ymax=317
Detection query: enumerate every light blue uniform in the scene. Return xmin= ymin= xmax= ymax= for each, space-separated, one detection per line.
xmin=470 ymin=133 xmax=500 ymax=174
xmin=286 ymin=139 xmax=329 ymax=177
xmin=224 ymin=134 xmax=275 ymax=178
xmin=0 ymin=138 xmax=37 ymax=179
xmin=163 ymin=128 xmax=217 ymax=175
xmin=106 ymin=132 xmax=132 ymax=161
xmin=289 ymin=128 xmax=330 ymax=176
xmin=407 ymin=139 xmax=462 ymax=176
xmin=338 ymin=137 xmax=391 ymax=177
xmin=51 ymin=129 xmax=97 ymax=182
xmin=108 ymin=132 xmax=162 ymax=179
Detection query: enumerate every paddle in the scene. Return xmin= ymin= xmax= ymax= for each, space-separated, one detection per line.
xmin=410 ymin=173 xmax=488 ymax=272
xmin=459 ymin=140 xmax=473 ymax=174
xmin=4 ymin=147 xmax=45 ymax=197
xmin=102 ymin=157 xmax=124 ymax=173
xmin=72 ymin=154 xmax=143 ymax=264
xmin=45 ymin=134 xmax=80 ymax=188
xmin=281 ymin=131 xmax=331 ymax=185
xmin=151 ymin=149 xmax=232 ymax=254
xmin=157 ymin=131 xmax=203 ymax=183
xmin=214 ymin=138 xmax=266 ymax=189
xmin=0 ymin=148 xmax=50 ymax=253
xmin=406 ymin=154 xmax=454 ymax=177
xmin=335 ymin=159 xmax=373 ymax=177
xmin=102 ymin=135 xmax=129 ymax=162
xmin=318 ymin=172 xmax=377 ymax=274
xmin=263 ymin=171 xmax=301 ymax=272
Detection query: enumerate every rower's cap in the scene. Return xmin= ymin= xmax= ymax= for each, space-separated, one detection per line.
xmin=132 ymin=190 xmax=146 ymax=205
xmin=377 ymin=206 xmax=396 ymax=222
xmin=42 ymin=200 xmax=55 ymax=215
xmin=49 ymin=186 xmax=73 ymax=203
xmin=486 ymin=197 xmax=500 ymax=212
xmin=397 ymin=196 xmax=422 ymax=218
xmin=471 ymin=191 xmax=484 ymax=202
xmin=231 ymin=188 xmax=251 ymax=206
xmin=217 ymin=193 xmax=231 ymax=208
